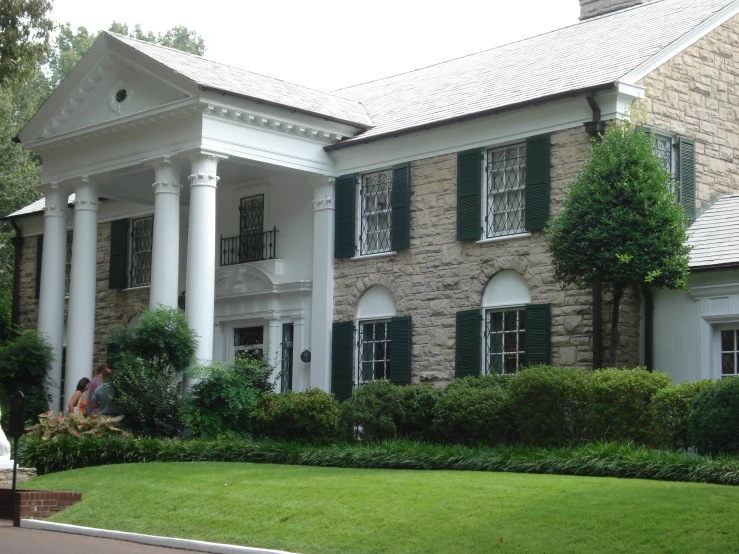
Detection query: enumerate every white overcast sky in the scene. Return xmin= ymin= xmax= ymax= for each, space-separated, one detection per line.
xmin=49 ymin=0 xmax=581 ymax=92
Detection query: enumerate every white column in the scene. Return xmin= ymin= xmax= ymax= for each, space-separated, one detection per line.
xmin=65 ymin=178 xmax=99 ymax=406
xmin=149 ymin=158 xmax=181 ymax=309
xmin=185 ymin=152 xmax=226 ymax=364
xmin=265 ymin=317 xmax=282 ymax=388
xmin=37 ymin=183 xmax=70 ymax=411
xmin=309 ymin=176 xmax=335 ymax=391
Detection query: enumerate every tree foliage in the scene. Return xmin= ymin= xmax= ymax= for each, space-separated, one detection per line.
xmin=0 ymin=0 xmax=53 ymax=86
xmin=546 ymin=118 xmax=691 ymax=363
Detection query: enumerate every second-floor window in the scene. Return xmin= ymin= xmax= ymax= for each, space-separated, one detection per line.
xmin=360 ymin=169 xmax=393 ymax=255
xmin=651 ymin=131 xmax=678 ymax=198
xmin=129 ymin=216 xmax=153 ymax=288
xmin=485 ymin=143 xmax=527 ymax=238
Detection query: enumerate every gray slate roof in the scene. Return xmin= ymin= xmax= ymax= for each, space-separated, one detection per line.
xmin=688 ymin=195 xmax=739 ymax=269
xmin=109 ymin=33 xmax=373 ymax=128
xmin=334 ymin=0 xmax=734 ymax=144
xmin=6 ymin=195 xmax=74 ymax=218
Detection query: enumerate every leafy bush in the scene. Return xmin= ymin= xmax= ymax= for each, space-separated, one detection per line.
xmin=183 ymin=357 xmax=275 ymax=439
xmin=690 ymin=378 xmax=739 ymax=455
xmin=25 ymin=411 xmax=131 ymax=441
xmin=650 ymin=380 xmax=713 ymax=450
xmin=0 ymin=331 xmax=53 ymax=425
xmin=399 ymin=384 xmax=443 ymax=441
xmin=107 ymin=307 xmax=197 ymax=373
xmin=506 ymin=366 xmax=589 ymax=445
xmin=340 ymin=381 xmax=408 ymax=441
xmin=113 ymin=355 xmax=183 ymax=438
xmin=19 ymin=436 xmax=739 ymax=486
xmin=252 ymin=389 xmax=340 ymax=443
xmin=583 ymin=368 xmax=671 ymax=444
xmin=430 ymin=377 xmax=510 ymax=445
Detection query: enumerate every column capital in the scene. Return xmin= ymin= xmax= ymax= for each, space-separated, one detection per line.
xmin=187 ymin=150 xmax=227 ymax=189
xmin=313 ymin=176 xmax=336 ymax=211
xmin=70 ymin=177 xmax=100 ymax=212
xmin=38 ymin=182 xmax=70 ymax=219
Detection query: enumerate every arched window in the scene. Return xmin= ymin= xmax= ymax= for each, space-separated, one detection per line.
xmin=482 ymin=271 xmax=531 ymax=375
xmin=356 ymin=286 xmax=396 ymax=386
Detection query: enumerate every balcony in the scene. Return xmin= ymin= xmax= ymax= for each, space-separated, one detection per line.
xmin=220 ymin=227 xmax=278 ymax=266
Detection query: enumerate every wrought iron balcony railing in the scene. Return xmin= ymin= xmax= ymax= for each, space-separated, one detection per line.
xmin=220 ymin=227 xmax=278 ymax=266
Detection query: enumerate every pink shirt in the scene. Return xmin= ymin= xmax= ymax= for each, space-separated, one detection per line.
xmin=86 ymin=376 xmax=103 ymax=415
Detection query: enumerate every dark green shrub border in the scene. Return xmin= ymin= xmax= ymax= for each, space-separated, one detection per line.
xmin=19 ymin=436 xmax=739 ymax=486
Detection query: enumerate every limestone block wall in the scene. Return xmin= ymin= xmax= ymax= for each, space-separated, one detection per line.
xmin=334 ymin=127 xmax=641 ymax=385
xmin=639 ymin=15 xmax=739 ymax=215
xmin=17 ymin=221 xmax=149 ymax=375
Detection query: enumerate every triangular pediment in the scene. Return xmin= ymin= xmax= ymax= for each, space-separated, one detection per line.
xmin=19 ymin=33 xmax=197 ymax=144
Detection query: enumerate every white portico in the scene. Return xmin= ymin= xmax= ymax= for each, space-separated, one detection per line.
xmin=14 ymin=32 xmax=373 ymax=409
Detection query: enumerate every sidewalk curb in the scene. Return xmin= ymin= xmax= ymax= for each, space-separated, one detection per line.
xmin=20 ymin=519 xmax=299 ymax=554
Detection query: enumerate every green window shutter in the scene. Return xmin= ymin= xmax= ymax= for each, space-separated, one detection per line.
xmin=525 ymin=304 xmax=551 ymax=366
xmin=109 ymin=219 xmax=129 ymax=290
xmin=390 ymin=316 xmax=412 ymax=385
xmin=334 ymin=174 xmax=356 ymax=258
xmin=106 ymin=343 xmax=122 ymax=367
xmin=456 ymin=149 xmax=482 ymax=241
xmin=678 ymin=138 xmax=696 ymax=221
xmin=35 ymin=235 xmax=43 ymax=299
xmin=455 ymin=309 xmax=481 ymax=378
xmin=331 ymin=321 xmax=354 ymax=401
xmin=525 ymin=134 xmax=551 ymax=231
xmin=391 ymin=163 xmax=411 ymax=251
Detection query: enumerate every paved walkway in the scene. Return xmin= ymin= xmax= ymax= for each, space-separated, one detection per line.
xmin=0 ymin=520 xmax=187 ymax=553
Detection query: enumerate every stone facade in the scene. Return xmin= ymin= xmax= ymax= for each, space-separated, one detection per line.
xmin=17 ymin=221 xmax=150 ymax=376
xmin=334 ymin=127 xmax=641 ymax=385
xmin=639 ymin=16 xmax=739 ymax=216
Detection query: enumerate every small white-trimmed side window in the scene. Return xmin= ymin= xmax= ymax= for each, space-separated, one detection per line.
xmin=359 ymin=169 xmax=393 ymax=255
xmin=720 ymin=329 xmax=739 ymax=378
xmin=356 ymin=285 xmax=396 ymax=386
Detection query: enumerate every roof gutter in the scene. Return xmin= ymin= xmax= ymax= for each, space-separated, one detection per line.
xmin=690 ymin=263 xmax=739 ymax=273
xmin=325 ymin=83 xmax=616 ymax=152
xmin=197 ymin=85 xmax=373 ymax=130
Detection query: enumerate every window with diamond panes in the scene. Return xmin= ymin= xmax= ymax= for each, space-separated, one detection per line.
xmin=65 ymin=232 xmax=73 ymax=296
xmin=721 ymin=329 xmax=739 ymax=378
xmin=281 ymin=323 xmax=294 ymax=392
xmin=129 ymin=216 xmax=153 ymax=288
xmin=360 ymin=170 xmax=392 ymax=255
xmin=652 ymin=133 xmax=678 ymax=198
xmin=357 ymin=320 xmax=391 ymax=385
xmin=484 ymin=308 xmax=526 ymax=375
xmin=485 ymin=144 xmax=526 ymax=238
xmin=239 ymin=194 xmax=265 ymax=262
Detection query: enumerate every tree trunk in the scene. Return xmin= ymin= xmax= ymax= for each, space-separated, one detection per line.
xmin=609 ymin=287 xmax=623 ymax=367
xmin=592 ymin=281 xmax=603 ymax=369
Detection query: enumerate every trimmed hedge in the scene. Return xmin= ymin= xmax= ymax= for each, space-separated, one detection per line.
xmin=690 ymin=377 xmax=739 ymax=455
xmin=650 ymin=380 xmax=713 ymax=450
xmin=18 ymin=435 xmax=739 ymax=486
xmin=252 ymin=389 xmax=341 ymax=443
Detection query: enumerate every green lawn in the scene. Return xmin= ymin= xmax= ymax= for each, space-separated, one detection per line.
xmin=22 ymin=462 xmax=739 ymax=553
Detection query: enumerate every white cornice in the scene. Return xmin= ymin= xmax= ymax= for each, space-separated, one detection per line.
xmin=620 ymin=0 xmax=739 ymax=84
xmin=200 ymin=101 xmax=346 ymax=145
xmin=24 ymin=98 xmax=200 ymax=152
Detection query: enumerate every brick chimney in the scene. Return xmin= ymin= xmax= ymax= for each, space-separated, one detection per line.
xmin=579 ymin=0 xmax=655 ymax=20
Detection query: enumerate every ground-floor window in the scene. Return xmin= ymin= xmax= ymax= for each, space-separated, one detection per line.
xmin=357 ymin=319 xmax=392 ymax=386
xmin=484 ymin=308 xmax=526 ymax=375
xmin=281 ymin=323 xmax=294 ymax=392
xmin=721 ymin=329 xmax=739 ymax=377
xmin=234 ymin=326 xmax=264 ymax=360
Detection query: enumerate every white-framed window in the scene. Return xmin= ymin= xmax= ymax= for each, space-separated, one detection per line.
xmin=482 ymin=270 xmax=532 ymax=375
xmin=356 ymin=285 xmax=397 ymax=386
xmin=65 ymin=232 xmax=73 ymax=296
xmin=649 ymin=130 xmax=678 ymax=198
xmin=359 ymin=169 xmax=393 ymax=255
xmin=484 ymin=143 xmax=526 ymax=238
xmin=129 ymin=215 xmax=153 ymax=288
xmin=720 ymin=328 xmax=739 ymax=378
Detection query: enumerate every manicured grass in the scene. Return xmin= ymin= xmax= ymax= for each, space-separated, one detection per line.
xmin=22 ymin=462 xmax=739 ymax=553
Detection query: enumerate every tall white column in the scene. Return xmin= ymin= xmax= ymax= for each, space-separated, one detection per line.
xmin=266 ymin=317 xmax=282 ymax=389
xmin=37 ymin=183 xmax=70 ymax=411
xmin=149 ymin=158 xmax=181 ymax=309
xmin=185 ymin=152 xmax=226 ymax=364
xmin=65 ymin=178 xmax=99 ymax=406
xmin=310 ymin=176 xmax=335 ymax=391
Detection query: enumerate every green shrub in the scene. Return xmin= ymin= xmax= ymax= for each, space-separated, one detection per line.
xmin=0 ymin=331 xmax=53 ymax=424
xmin=583 ymin=368 xmax=671 ymax=444
xmin=650 ymin=380 xmax=713 ymax=450
xmin=507 ymin=366 xmax=589 ymax=446
xmin=690 ymin=378 xmax=739 ymax=455
xmin=25 ymin=411 xmax=131 ymax=441
xmin=113 ymin=355 xmax=182 ymax=438
xmin=399 ymin=384 xmax=443 ymax=441
xmin=430 ymin=377 xmax=510 ymax=445
xmin=252 ymin=389 xmax=340 ymax=443
xmin=183 ymin=357 xmax=274 ymax=439
xmin=340 ymin=381 xmax=407 ymax=441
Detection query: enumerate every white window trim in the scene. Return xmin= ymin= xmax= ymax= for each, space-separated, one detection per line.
xmin=481 ymin=142 xmax=528 ymax=240
xmin=476 ymin=233 xmax=531 ymax=245
xmin=356 ymin=168 xmax=393 ymax=258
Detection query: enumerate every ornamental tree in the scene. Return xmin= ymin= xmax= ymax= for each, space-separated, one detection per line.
xmin=546 ymin=118 xmax=690 ymax=367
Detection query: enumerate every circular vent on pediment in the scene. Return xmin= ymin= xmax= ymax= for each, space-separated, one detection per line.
xmin=115 ymin=89 xmax=127 ymax=103
xmin=108 ymin=82 xmax=132 ymax=114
